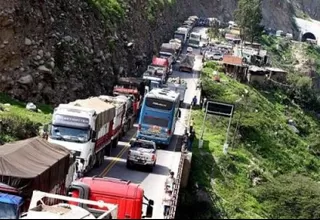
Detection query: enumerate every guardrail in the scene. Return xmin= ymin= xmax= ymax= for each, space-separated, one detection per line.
xmin=166 ymin=150 xmax=185 ymax=219
xmin=166 ymin=103 xmax=194 ymax=219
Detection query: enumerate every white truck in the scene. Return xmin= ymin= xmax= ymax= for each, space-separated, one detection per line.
xmin=20 ymin=190 xmax=118 ymax=219
xmin=126 ymin=139 xmax=157 ymax=172
xmin=48 ymin=97 xmax=116 ymax=173
xmin=165 ymin=77 xmax=187 ymax=107
xmin=99 ymin=95 xmax=126 ymax=152
xmin=174 ymin=27 xmax=189 ymax=45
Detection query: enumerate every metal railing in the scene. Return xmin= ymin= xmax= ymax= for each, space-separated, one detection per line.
xmin=166 ymin=151 xmax=185 ymax=219
xmin=165 ymin=102 xmax=194 ymax=219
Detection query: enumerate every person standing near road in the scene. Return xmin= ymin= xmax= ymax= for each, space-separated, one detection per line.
xmin=188 ymin=131 xmax=196 ymax=151
xmin=165 ymin=171 xmax=175 ymax=192
xmin=192 ymin=96 xmax=197 ymax=107
xmin=77 ymin=159 xmax=85 ymax=179
xmin=162 ymin=190 xmax=173 ymax=217
xmin=189 ymin=118 xmax=194 ymax=133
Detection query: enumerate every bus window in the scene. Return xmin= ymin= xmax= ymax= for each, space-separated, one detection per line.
xmin=145 ymin=98 xmax=173 ymax=111
xmin=143 ymin=116 xmax=169 ymax=127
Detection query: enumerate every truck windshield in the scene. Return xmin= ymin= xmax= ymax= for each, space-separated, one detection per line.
xmin=50 ymin=125 xmax=90 ymax=143
xmin=0 ymin=202 xmax=17 ymax=219
xmin=143 ymin=116 xmax=169 ymax=128
xmin=174 ymin=33 xmax=185 ymax=41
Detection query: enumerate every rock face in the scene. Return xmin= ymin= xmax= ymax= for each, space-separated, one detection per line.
xmin=0 ymin=0 xmax=319 ymax=104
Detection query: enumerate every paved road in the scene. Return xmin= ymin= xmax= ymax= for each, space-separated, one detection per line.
xmin=88 ymin=26 xmax=207 ymax=219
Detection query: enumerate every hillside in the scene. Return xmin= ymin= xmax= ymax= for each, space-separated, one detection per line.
xmin=1 ymin=0 xmax=320 ymax=105
xmin=176 ymin=60 xmax=320 ymax=219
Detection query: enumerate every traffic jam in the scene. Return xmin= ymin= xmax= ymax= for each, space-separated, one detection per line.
xmin=0 ymin=16 xmax=209 ymax=219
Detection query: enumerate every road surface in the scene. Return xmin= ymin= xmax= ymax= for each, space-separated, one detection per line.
xmin=88 ymin=26 xmax=207 ymax=219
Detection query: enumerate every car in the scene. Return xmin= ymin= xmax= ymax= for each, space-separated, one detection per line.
xmin=126 ymin=139 xmax=157 ymax=172
xmin=205 ymin=51 xmax=223 ymax=61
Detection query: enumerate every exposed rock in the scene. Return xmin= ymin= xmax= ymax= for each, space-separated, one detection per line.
xmin=24 ymin=38 xmax=32 ymax=46
xmin=18 ymin=75 xmax=33 ymax=85
xmin=38 ymin=65 xmax=52 ymax=74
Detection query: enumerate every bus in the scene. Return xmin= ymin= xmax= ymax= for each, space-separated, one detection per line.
xmin=188 ymin=32 xmax=201 ymax=48
xmin=136 ymin=88 xmax=180 ymax=147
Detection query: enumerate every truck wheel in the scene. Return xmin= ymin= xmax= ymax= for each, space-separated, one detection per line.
xmin=112 ymin=137 xmax=118 ymax=148
xmin=147 ymin=165 xmax=154 ymax=172
xmin=105 ymin=144 xmax=112 ymax=156
xmin=126 ymin=160 xmax=133 ymax=169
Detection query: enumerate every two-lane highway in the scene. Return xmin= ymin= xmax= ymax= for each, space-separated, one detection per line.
xmin=88 ymin=26 xmax=208 ymax=219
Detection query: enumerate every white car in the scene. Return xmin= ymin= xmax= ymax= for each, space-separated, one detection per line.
xmin=126 ymin=139 xmax=157 ymax=172
xmin=205 ymin=51 xmax=223 ymax=61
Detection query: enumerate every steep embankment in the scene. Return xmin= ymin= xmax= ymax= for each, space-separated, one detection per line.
xmin=177 ymin=62 xmax=320 ymax=219
xmin=1 ymin=0 xmax=320 ymax=105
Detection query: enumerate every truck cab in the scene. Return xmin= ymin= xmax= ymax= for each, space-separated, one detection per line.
xmin=68 ymin=177 xmax=154 ymax=219
xmin=0 ymin=192 xmax=24 ymax=219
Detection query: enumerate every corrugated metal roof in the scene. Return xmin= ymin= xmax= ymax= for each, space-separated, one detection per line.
xmin=222 ymin=55 xmax=243 ymax=65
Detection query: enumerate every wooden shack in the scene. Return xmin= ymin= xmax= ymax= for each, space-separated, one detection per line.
xmin=222 ymin=55 xmax=248 ymax=82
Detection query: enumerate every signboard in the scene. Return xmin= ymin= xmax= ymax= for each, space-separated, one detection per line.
xmin=53 ymin=114 xmax=90 ymax=128
xmin=206 ymin=101 xmax=234 ymax=117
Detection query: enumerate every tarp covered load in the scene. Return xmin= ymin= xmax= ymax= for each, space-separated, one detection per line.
xmin=68 ymin=97 xmax=116 ymax=131
xmin=0 ymin=137 xmax=71 ymax=178
xmin=180 ymin=54 xmax=195 ymax=68
xmin=160 ymin=43 xmax=176 ymax=54
xmin=0 ymin=137 xmax=71 ymax=197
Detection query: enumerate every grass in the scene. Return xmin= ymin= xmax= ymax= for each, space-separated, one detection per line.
xmin=0 ymin=93 xmax=52 ymax=142
xmin=178 ymin=62 xmax=320 ymax=218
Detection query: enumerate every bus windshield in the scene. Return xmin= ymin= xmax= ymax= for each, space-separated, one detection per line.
xmin=145 ymin=97 xmax=173 ymax=111
xmin=143 ymin=116 xmax=169 ymax=127
xmin=189 ymin=39 xmax=200 ymax=46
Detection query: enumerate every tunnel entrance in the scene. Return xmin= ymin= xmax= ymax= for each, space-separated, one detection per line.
xmin=301 ymin=32 xmax=316 ymax=42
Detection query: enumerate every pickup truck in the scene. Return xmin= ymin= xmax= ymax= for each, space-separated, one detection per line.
xmin=126 ymin=139 xmax=157 ymax=172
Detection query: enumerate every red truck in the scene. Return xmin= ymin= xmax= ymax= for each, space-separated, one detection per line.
xmin=0 ymin=137 xmax=75 ymax=218
xmin=113 ymin=77 xmax=147 ymax=118
xmin=68 ymin=177 xmax=154 ymax=219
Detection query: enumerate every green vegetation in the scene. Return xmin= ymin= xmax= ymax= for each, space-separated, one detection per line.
xmin=89 ymin=0 xmax=125 ymax=21
xmin=234 ymin=0 xmax=263 ymax=43
xmin=177 ymin=61 xmax=320 ymax=219
xmin=146 ymin=0 xmax=176 ymax=22
xmin=0 ymin=93 xmax=52 ymax=143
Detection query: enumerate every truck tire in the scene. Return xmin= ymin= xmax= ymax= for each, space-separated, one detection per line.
xmin=112 ymin=137 xmax=118 ymax=148
xmin=147 ymin=165 xmax=154 ymax=172
xmin=126 ymin=160 xmax=133 ymax=169
xmin=105 ymin=144 xmax=112 ymax=156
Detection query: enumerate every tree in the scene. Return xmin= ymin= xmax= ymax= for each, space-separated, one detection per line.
xmin=253 ymin=174 xmax=320 ymax=219
xmin=234 ymin=0 xmax=263 ymax=43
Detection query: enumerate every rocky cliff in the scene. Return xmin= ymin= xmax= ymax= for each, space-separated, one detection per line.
xmin=0 ymin=0 xmax=319 ymax=104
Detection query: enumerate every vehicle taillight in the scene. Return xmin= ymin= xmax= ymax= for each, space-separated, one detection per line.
xmin=152 ymin=154 xmax=155 ymax=161
xmin=167 ymin=129 xmax=171 ymax=135
xmin=138 ymin=124 xmax=141 ymax=131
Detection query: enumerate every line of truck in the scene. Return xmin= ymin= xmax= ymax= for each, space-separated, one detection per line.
xmin=0 ymin=15 xmax=203 ymax=219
